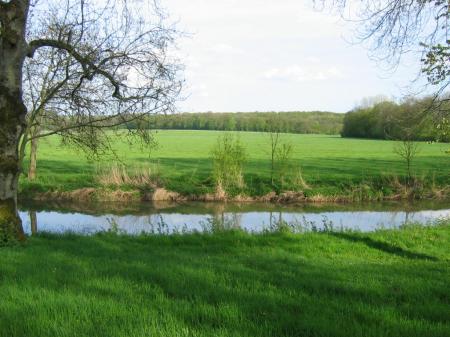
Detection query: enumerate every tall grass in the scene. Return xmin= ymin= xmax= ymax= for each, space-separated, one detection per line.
xmin=96 ymin=164 xmax=160 ymax=189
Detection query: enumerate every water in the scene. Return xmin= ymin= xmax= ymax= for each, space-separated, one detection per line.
xmin=18 ymin=200 xmax=450 ymax=235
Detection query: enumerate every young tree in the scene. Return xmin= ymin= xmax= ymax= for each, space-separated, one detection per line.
xmin=267 ymin=114 xmax=282 ymax=185
xmin=391 ymin=104 xmax=421 ymax=184
xmin=275 ymin=142 xmax=294 ymax=187
xmin=394 ymin=138 xmax=419 ymax=185
xmin=266 ymin=113 xmax=294 ymax=187
xmin=0 ymin=0 xmax=181 ymax=244
xmin=20 ymin=44 xmax=72 ymax=180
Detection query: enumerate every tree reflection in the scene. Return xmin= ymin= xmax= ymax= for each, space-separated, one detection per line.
xmin=29 ymin=211 xmax=37 ymax=235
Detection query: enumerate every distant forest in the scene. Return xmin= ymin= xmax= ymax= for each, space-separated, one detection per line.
xmin=342 ymin=97 xmax=449 ymax=142
xmin=123 ymin=97 xmax=448 ymax=142
xmin=127 ymin=111 xmax=344 ymax=135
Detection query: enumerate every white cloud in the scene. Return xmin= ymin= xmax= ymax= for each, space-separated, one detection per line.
xmin=163 ymin=0 xmax=423 ymax=112
xmin=208 ymin=43 xmax=244 ymax=55
xmin=264 ymin=64 xmax=343 ymax=82
xmin=188 ymin=83 xmax=209 ymax=98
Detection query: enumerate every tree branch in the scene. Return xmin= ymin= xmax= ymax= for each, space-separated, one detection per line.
xmin=29 ymin=104 xmax=164 ymax=142
xmin=27 ymin=39 xmax=123 ymax=99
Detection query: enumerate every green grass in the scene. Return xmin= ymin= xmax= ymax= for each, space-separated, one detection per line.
xmin=20 ymin=130 xmax=450 ymax=197
xmin=1 ymin=224 xmax=449 ymax=337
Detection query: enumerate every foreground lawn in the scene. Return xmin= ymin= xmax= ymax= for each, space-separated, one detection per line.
xmin=20 ymin=131 xmax=450 ymax=197
xmin=1 ymin=224 xmax=449 ymax=337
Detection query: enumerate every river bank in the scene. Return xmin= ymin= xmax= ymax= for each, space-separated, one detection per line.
xmin=19 ymin=131 xmax=450 ymax=203
xmin=22 ymin=182 xmax=450 ymax=204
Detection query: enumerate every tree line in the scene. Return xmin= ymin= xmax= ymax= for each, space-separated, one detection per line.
xmin=126 ymin=111 xmax=344 ymax=135
xmin=341 ymin=97 xmax=450 ymax=142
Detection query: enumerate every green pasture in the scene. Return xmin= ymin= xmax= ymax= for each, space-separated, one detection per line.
xmin=20 ymin=130 xmax=450 ymax=197
xmin=1 ymin=224 xmax=449 ymax=337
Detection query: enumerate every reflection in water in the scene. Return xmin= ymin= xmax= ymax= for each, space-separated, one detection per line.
xmin=18 ymin=201 xmax=450 ymax=236
xmin=29 ymin=211 xmax=37 ymax=235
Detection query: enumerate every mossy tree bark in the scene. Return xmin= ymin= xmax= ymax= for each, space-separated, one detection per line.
xmin=0 ymin=93 xmax=27 ymax=243
xmin=0 ymin=90 xmax=27 ymax=244
xmin=0 ymin=0 xmax=30 ymax=244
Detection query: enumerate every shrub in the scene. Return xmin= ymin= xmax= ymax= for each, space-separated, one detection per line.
xmin=211 ymin=133 xmax=247 ymax=193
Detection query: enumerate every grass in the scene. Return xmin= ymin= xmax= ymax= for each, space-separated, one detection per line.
xmin=0 ymin=223 xmax=449 ymax=337
xmin=19 ymin=130 xmax=450 ymax=198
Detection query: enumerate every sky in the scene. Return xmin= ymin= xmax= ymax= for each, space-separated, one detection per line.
xmin=163 ymin=0 xmax=425 ymax=113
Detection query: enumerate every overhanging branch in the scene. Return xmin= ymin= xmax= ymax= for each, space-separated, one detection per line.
xmin=27 ymin=39 xmax=123 ymax=99
xmin=29 ymin=104 xmax=164 ymax=142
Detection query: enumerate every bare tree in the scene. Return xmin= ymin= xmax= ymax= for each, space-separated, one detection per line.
xmin=394 ymin=138 xmax=419 ymax=185
xmin=266 ymin=113 xmax=294 ymax=187
xmin=267 ymin=114 xmax=282 ymax=185
xmin=275 ymin=142 xmax=294 ymax=188
xmin=20 ymin=44 xmax=73 ymax=180
xmin=268 ymin=133 xmax=281 ymax=185
xmin=316 ymin=1 xmax=450 ymax=129
xmin=390 ymin=102 xmax=421 ymax=184
xmin=0 ymin=0 xmax=182 ymax=244
xmin=316 ymin=1 xmax=448 ymax=66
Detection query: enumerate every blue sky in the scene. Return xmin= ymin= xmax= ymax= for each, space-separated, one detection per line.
xmin=164 ymin=0 xmax=426 ymax=113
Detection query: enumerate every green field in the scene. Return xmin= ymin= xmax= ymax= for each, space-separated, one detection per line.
xmin=1 ymin=224 xmax=449 ymax=337
xmin=20 ymin=130 xmax=450 ymax=199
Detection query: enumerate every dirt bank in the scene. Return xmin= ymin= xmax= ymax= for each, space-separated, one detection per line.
xmin=27 ymin=185 xmax=450 ymax=204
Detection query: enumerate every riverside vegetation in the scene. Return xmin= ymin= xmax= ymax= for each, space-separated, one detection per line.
xmin=0 ymin=223 xmax=449 ymax=337
xmin=19 ymin=130 xmax=450 ymax=202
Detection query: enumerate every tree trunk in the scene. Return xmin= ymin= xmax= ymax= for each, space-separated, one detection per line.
xmin=28 ymin=133 xmax=39 ymax=180
xmin=0 ymin=92 xmax=27 ymax=243
xmin=0 ymin=0 xmax=30 ymax=244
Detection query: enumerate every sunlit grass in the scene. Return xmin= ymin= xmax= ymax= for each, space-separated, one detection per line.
xmin=19 ymin=130 xmax=450 ymax=196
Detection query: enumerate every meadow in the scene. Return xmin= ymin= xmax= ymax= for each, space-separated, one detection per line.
xmin=20 ymin=130 xmax=450 ymax=199
xmin=1 ymin=224 xmax=449 ymax=337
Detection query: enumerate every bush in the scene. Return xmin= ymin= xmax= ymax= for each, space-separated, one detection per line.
xmin=211 ymin=133 xmax=247 ymax=193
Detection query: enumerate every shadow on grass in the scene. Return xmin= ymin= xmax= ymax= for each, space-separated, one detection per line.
xmin=20 ymin=156 xmax=449 ymax=197
xmin=330 ymin=232 xmax=438 ymax=261
xmin=0 ymin=231 xmax=448 ymax=337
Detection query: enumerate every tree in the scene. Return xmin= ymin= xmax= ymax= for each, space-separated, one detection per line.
xmin=0 ymin=0 xmax=181 ymax=244
xmin=341 ymin=97 xmax=447 ymax=141
xmin=266 ymin=113 xmax=294 ymax=186
xmin=317 ymin=1 xmax=450 ymax=130
xmin=20 ymin=43 xmax=73 ymax=180
xmin=317 ymin=1 xmax=448 ymax=70
xmin=392 ymin=100 xmax=421 ymax=184
xmin=267 ymin=114 xmax=282 ymax=185
xmin=274 ymin=142 xmax=294 ymax=188
xmin=394 ymin=138 xmax=420 ymax=185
